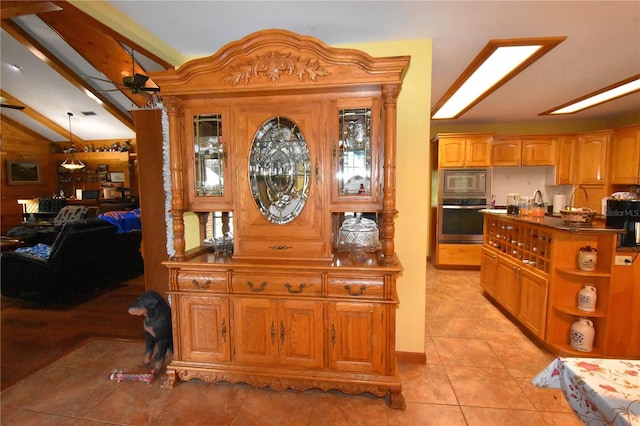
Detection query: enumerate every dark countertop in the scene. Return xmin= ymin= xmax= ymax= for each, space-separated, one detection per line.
xmin=480 ymin=209 xmax=624 ymax=234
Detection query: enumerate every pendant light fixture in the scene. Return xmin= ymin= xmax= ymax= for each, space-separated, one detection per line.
xmin=61 ymin=112 xmax=85 ymax=170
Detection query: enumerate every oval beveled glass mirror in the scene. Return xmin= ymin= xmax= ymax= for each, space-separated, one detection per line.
xmin=249 ymin=116 xmax=311 ymax=224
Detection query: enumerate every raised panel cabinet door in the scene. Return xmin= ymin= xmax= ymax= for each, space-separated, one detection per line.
xmin=438 ymin=138 xmax=466 ymax=167
xmin=277 ymin=299 xmax=324 ymax=369
xmin=466 ymin=137 xmax=492 ymax=167
xmin=577 ymin=133 xmax=610 ymax=185
xmin=492 ymin=139 xmax=521 ymax=166
xmin=178 ymin=295 xmax=230 ymax=363
xmin=480 ymin=248 xmax=498 ymax=297
xmin=327 ymin=301 xmax=385 ymax=374
xmin=495 ymin=257 xmax=520 ymax=315
xmin=232 ymin=297 xmax=278 ymax=365
xmin=556 ymin=137 xmax=576 ymax=184
xmin=610 ymin=127 xmax=640 ymax=184
xmin=516 ymin=268 xmax=548 ymax=338
xmin=522 ymin=139 xmax=555 ymax=166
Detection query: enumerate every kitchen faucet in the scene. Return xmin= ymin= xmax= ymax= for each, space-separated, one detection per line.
xmin=532 ymin=189 xmax=544 ymax=206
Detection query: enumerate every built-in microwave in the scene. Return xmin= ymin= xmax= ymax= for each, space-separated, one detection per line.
xmin=439 ymin=169 xmax=490 ymax=199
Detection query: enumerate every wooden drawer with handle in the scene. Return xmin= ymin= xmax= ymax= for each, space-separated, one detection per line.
xmin=231 ymin=272 xmax=322 ymax=296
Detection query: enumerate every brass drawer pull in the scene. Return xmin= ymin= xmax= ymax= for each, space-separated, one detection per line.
xmin=246 ymin=281 xmax=267 ymax=292
xmin=280 ymin=321 xmax=285 ymax=344
xmin=270 ymin=321 xmax=275 ymax=344
xmin=192 ymin=279 xmax=211 ymax=290
xmin=344 ymin=285 xmax=366 ymax=296
xmin=331 ymin=324 xmax=336 ymax=349
xmin=221 ymin=319 xmax=227 ymax=343
xmin=285 ymin=282 xmax=306 ymax=294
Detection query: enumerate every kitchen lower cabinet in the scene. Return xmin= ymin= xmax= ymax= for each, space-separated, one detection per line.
xmin=516 ymin=267 xmax=548 ymax=338
xmin=495 ymin=256 xmax=520 ymax=315
xmin=481 ymin=213 xmax=636 ymax=358
xmin=480 ymin=248 xmax=498 ymax=297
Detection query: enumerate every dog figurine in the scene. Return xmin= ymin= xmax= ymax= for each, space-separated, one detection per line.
xmin=128 ymin=290 xmax=173 ymax=372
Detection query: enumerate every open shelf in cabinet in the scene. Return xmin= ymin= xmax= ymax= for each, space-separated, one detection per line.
xmin=484 ymin=216 xmax=551 ymax=274
xmin=546 ymin=310 xmax=606 ymax=357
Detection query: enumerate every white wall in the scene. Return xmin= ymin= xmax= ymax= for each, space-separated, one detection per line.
xmin=491 ymin=166 xmax=573 ymax=210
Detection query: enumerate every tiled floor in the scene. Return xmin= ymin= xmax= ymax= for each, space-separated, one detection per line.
xmin=0 ymin=266 xmax=582 ymax=425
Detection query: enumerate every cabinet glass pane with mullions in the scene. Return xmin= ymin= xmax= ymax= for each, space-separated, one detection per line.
xmin=194 ymin=114 xmax=226 ymax=197
xmin=338 ymin=108 xmax=372 ymax=196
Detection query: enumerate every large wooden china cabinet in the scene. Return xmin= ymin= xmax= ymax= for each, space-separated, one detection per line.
xmin=149 ymin=30 xmax=409 ymax=408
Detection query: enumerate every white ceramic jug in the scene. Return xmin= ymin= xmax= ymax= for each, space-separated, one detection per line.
xmin=570 ymin=318 xmax=595 ymax=352
xmin=577 ymin=285 xmax=597 ymax=312
xmin=577 ymin=246 xmax=597 ymax=272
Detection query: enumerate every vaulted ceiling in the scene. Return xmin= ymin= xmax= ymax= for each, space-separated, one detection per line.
xmin=1 ymin=1 xmax=639 ymax=144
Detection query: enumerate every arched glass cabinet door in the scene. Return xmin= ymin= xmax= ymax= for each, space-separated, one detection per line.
xmin=249 ymin=116 xmax=311 ymax=224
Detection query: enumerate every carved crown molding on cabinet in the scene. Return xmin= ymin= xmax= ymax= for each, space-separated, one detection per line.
xmin=150 ymin=29 xmax=409 ymax=96
xmin=222 ymin=51 xmax=331 ymax=86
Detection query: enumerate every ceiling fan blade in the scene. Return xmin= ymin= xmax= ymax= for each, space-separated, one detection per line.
xmin=1 ymin=104 xmax=25 ymax=110
xmin=141 ymin=86 xmax=160 ymax=93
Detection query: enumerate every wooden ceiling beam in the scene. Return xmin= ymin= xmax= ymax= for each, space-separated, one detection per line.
xmin=0 ymin=19 xmax=135 ymax=130
xmin=0 ymin=1 xmax=61 ymax=20
xmin=40 ymin=2 xmax=172 ymax=107
xmin=1 ymin=89 xmax=85 ymax=145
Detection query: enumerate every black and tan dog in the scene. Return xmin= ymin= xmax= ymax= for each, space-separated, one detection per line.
xmin=128 ymin=290 xmax=173 ymax=372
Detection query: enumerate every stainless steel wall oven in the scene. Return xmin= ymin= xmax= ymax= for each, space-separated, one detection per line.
xmin=438 ymin=169 xmax=489 ymax=243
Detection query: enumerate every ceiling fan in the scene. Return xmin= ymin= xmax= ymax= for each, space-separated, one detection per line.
xmin=86 ymin=47 xmax=160 ymax=95
xmin=0 ymin=96 xmax=25 ymax=110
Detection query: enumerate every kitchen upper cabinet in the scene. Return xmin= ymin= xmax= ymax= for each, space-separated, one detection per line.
xmin=492 ymin=138 xmax=555 ymax=167
xmin=555 ymin=136 xmax=577 ymax=185
xmin=610 ymin=125 xmax=640 ymax=184
xmin=576 ymin=131 xmax=611 ymax=185
xmin=436 ymin=134 xmax=492 ymax=168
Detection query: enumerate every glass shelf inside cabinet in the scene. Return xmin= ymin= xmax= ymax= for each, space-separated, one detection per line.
xmin=194 ymin=114 xmax=226 ymax=197
xmin=338 ymin=108 xmax=371 ymax=196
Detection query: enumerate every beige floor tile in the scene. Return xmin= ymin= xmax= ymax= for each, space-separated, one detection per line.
xmin=515 ymin=377 xmax=574 ymax=413
xmin=538 ymin=411 xmax=585 ymax=425
xmin=387 ymin=402 xmax=467 ymax=425
xmin=0 ymin=406 xmax=73 ymax=426
xmin=307 ymin=391 xmax=389 ymax=426
xmin=427 ymin=316 xmax=481 ymax=338
xmin=433 ymin=337 xmax=502 ymax=367
xmin=445 ymin=365 xmax=535 ymax=410
xmin=399 ymin=363 xmax=458 ymax=404
xmin=461 ymin=406 xmax=547 ymax=426
xmin=230 ymin=387 xmax=316 ymax=425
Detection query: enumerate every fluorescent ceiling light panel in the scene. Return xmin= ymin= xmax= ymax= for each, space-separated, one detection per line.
xmin=541 ymin=74 xmax=640 ymax=115
xmin=432 ymin=37 xmax=566 ymax=120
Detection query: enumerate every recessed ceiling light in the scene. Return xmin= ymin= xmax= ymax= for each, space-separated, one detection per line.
xmin=9 ymin=64 xmax=23 ymax=71
xmin=540 ymin=74 xmax=640 ymax=115
xmin=431 ymin=37 xmax=566 ymax=120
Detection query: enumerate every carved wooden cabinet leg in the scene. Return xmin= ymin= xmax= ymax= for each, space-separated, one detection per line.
xmin=389 ymin=387 xmax=406 ymax=410
xmin=160 ymin=369 xmax=176 ymax=390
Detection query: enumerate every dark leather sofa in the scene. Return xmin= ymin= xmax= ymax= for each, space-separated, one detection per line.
xmin=1 ymin=218 xmax=143 ymax=304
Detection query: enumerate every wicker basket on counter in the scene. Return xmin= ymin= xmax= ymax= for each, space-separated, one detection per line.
xmin=559 ymin=207 xmax=596 ymax=224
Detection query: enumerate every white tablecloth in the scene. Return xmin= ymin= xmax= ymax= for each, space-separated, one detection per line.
xmin=533 ymin=357 xmax=640 ymax=426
